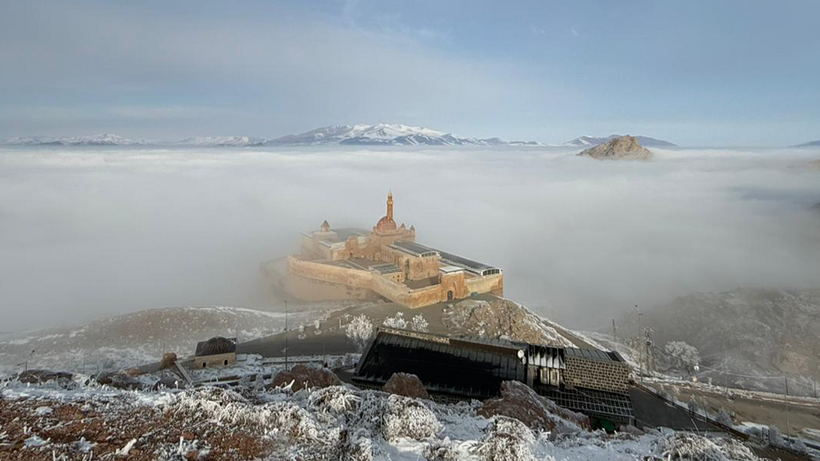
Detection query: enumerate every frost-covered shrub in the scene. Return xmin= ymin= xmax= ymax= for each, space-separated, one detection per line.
xmin=424 ymin=437 xmax=466 ymax=461
xmin=268 ymin=401 xmax=323 ymax=443
xmin=410 ymin=314 xmax=429 ymax=332
xmin=342 ymin=433 xmax=375 ymax=461
xmin=382 ymin=312 xmax=408 ymax=329
xmin=309 ymin=385 xmax=361 ymax=415
xmin=656 ymin=432 xmax=760 ymax=461
xmin=380 ymin=394 xmax=442 ymax=441
xmin=472 ymin=416 xmax=537 ymax=461
xmin=345 ymin=315 xmax=373 ymax=351
xmin=664 ymin=341 xmax=700 ymax=372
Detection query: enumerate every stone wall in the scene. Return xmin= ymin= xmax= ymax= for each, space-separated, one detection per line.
xmin=283 ymin=272 xmax=375 ymax=301
xmin=194 ymin=352 xmax=236 ymax=369
xmin=464 ymin=273 xmax=504 ymax=297
xmin=564 ymin=356 xmax=630 ymax=395
xmin=288 ymin=256 xmax=373 ymax=288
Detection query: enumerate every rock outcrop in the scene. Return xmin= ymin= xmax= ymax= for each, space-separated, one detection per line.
xmin=443 ymin=298 xmax=573 ymax=347
xmin=269 ymin=364 xmax=342 ymax=391
xmin=382 ymin=372 xmax=430 ymax=399
xmin=478 ymin=381 xmax=589 ymax=433
xmin=578 ymin=135 xmax=653 ymax=160
xmin=17 ymin=369 xmax=73 ymax=385
xmin=93 ymin=371 xmax=145 ymax=390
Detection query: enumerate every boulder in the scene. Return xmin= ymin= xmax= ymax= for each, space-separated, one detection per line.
xmin=124 ymin=368 xmax=145 ymax=377
xmin=158 ymin=352 xmax=178 ymax=370
xmin=268 ymin=364 xmax=341 ymax=391
xmin=578 ymin=135 xmax=653 ymax=160
xmin=17 ymin=369 xmax=73 ymax=384
xmin=93 ymin=371 xmax=145 ymax=390
xmin=478 ymin=381 xmax=590 ymax=433
xmin=382 ymin=372 xmax=430 ymax=400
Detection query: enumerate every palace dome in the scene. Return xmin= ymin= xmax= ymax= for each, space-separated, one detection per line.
xmin=375 ymin=215 xmax=397 ymax=232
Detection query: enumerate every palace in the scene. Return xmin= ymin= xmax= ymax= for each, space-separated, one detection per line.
xmin=270 ymin=192 xmax=503 ymax=309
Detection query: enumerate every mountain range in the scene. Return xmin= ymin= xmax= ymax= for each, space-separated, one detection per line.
xmin=564 ymin=135 xmax=676 ymax=148
xmin=0 ymin=125 xmax=541 ymax=147
xmin=0 ymin=133 xmax=145 ymax=146
xmin=793 ymin=139 xmax=820 ymax=148
xmin=267 ymin=123 xmax=540 ymax=146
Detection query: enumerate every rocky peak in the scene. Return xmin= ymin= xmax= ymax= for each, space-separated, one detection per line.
xmin=578 ymin=135 xmax=653 ymax=160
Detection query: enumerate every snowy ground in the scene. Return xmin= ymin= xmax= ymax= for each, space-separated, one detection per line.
xmin=0 ymin=369 xmax=783 ymax=461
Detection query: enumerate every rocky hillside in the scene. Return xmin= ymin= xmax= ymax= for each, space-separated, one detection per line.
xmin=577 ymin=135 xmax=653 ymax=160
xmin=0 ymin=306 xmax=321 ymax=374
xmin=624 ymin=289 xmax=820 ymax=395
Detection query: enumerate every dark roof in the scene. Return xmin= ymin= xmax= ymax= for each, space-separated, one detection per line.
xmin=436 ymin=249 xmax=497 ymax=275
xmin=390 ymin=241 xmax=500 ymax=275
xmin=390 ymin=241 xmax=440 ymax=258
xmin=195 ymin=337 xmax=237 ymax=356
xmin=371 ymin=263 xmax=401 ymax=275
xmin=564 ymin=347 xmax=626 ymax=364
xmin=354 ymin=328 xmax=529 ymax=399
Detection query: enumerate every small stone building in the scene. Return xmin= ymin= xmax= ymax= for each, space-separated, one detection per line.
xmin=194 ymin=337 xmax=237 ymax=368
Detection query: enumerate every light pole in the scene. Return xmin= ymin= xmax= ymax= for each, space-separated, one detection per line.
xmin=636 ymin=304 xmax=643 ymax=383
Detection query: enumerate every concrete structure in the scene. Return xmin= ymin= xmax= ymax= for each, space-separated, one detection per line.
xmin=264 ymin=192 xmax=503 ymax=308
xmin=194 ymin=337 xmax=237 ymax=369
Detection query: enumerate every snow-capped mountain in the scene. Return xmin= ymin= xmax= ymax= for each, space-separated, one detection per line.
xmin=269 ymin=124 xmax=539 ymax=146
xmin=564 ymin=135 xmax=676 ymax=148
xmin=0 ymin=133 xmax=143 ymax=146
xmin=172 ymin=136 xmax=266 ymax=147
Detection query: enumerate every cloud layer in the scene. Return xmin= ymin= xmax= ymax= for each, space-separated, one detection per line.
xmin=1 ymin=146 xmax=819 ymax=331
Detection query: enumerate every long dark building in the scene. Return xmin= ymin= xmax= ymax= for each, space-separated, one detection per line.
xmin=353 ymin=327 xmax=634 ymax=428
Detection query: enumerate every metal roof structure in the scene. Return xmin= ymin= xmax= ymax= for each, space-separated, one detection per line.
xmin=354 ymin=328 xmax=530 ymax=399
xmin=540 ymin=386 xmax=634 ymax=425
xmin=353 ymin=328 xmax=633 ymax=425
xmin=390 ymin=241 xmax=501 ymax=276
xmin=371 ymin=262 xmax=402 ymax=275
xmin=390 ymin=241 xmax=440 ymax=258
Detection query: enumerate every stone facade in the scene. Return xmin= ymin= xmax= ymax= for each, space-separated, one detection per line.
xmin=271 ymin=192 xmax=503 ymax=309
xmin=194 ymin=352 xmax=237 ymax=369
xmin=563 ymin=355 xmax=630 ymax=395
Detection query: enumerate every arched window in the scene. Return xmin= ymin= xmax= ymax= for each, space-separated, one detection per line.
xmin=202 ymin=362 xmax=207 ymax=368
xmin=224 ymin=359 xmax=228 ymax=366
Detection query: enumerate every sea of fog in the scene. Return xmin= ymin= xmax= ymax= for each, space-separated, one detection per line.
xmin=1 ymin=145 xmax=819 ymax=332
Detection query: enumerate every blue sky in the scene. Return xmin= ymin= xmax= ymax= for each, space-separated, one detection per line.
xmin=1 ymin=0 xmax=819 ymax=146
